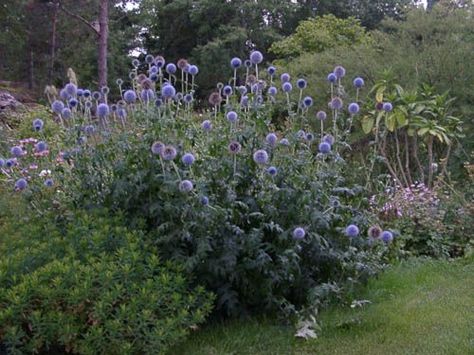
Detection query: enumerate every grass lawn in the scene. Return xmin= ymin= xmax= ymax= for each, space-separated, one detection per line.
xmin=172 ymin=257 xmax=474 ymax=355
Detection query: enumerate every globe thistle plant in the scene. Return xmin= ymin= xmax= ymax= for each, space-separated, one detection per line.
xmin=345 ymin=224 xmax=360 ymax=238
xmin=292 ymin=227 xmax=305 ymax=240
xmin=253 ymin=149 xmax=269 ymax=165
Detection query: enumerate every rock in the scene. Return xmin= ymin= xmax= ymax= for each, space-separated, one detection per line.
xmin=0 ymin=91 xmax=22 ymax=112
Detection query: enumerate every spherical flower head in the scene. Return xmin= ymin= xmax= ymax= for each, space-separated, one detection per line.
xmin=303 ymin=96 xmax=313 ymax=108
xmin=166 ymin=63 xmax=177 ymax=74
xmin=33 ymin=118 xmax=44 ymax=131
xmin=179 ymin=179 xmax=193 ymax=193
xmin=65 ymin=83 xmax=77 ymax=97
xmin=296 ymin=78 xmax=307 ymax=89
xmin=77 ymin=88 xmax=84 ymax=97
xmin=59 ymin=88 xmax=69 ymax=101
xmin=97 ymin=103 xmax=110 ymax=117
xmin=51 ymin=100 xmax=64 ymax=114
xmin=35 ymin=141 xmax=48 ymax=153
xmin=15 ymin=178 xmax=27 ymax=191
xmin=177 ymin=58 xmax=189 ymax=70
xmin=145 ymin=54 xmax=155 ymax=64
xmin=228 ymin=141 xmax=242 ymax=154
xmin=44 ymin=178 xmax=54 ymax=187
xmin=141 ymin=89 xmax=155 ymax=102
xmin=265 ymin=133 xmax=278 ymax=146
xmin=132 ymin=58 xmax=140 ymax=68
xmin=161 ymin=84 xmax=176 ymax=99
xmin=306 ymin=133 xmax=314 ymax=141
xmin=334 ymin=65 xmax=346 ymax=79
xmin=318 ymin=142 xmax=331 ymax=154
xmin=250 ymin=50 xmax=263 ymax=64
xmin=62 ymin=107 xmax=72 ymax=119
xmin=253 ymin=149 xmax=269 ymax=165
xmin=151 ymin=141 xmax=164 ymax=155
xmin=155 ymin=98 xmax=164 ymax=108
xmin=10 ymin=146 xmax=23 ymax=157
xmin=6 ymin=158 xmax=15 ymax=168
xmin=226 ymin=111 xmax=238 ymax=123
xmin=68 ymin=98 xmax=78 ymax=108
xmin=149 ymin=73 xmax=158 ymax=82
xmin=83 ymin=89 xmax=91 ymax=98
xmin=345 ymin=224 xmax=360 ymax=238
xmin=330 ymin=97 xmax=343 ymax=110
xmin=201 ymin=120 xmax=212 ymax=132
xmin=116 ymin=79 xmax=124 ymax=86
xmin=296 ymin=130 xmax=306 ymax=139
xmin=223 ymin=85 xmax=233 ymax=96
xmin=240 ymin=95 xmax=249 ymax=108
xmin=292 ymin=227 xmax=305 ymax=240
xmin=200 ymin=196 xmax=209 ymax=206
xmin=327 ymin=73 xmax=337 ymax=83
xmin=348 ymin=102 xmax=360 ymax=115
xmin=101 ymin=86 xmax=110 ymax=96
xmin=161 ymin=145 xmax=177 ymax=161
xmin=280 ymin=138 xmax=290 ymax=146
xmin=238 ymin=86 xmax=248 ymax=95
xmin=117 ymin=108 xmax=127 ymax=119
xmin=282 ymin=82 xmax=293 ymax=93
xmin=85 ymin=125 xmax=96 ymax=135
xmin=268 ymin=86 xmax=277 ymax=96
xmin=209 ymin=92 xmax=222 ymax=106
xmin=322 ymin=134 xmax=335 ymax=145
xmin=230 ymin=57 xmax=242 ymax=69
xmin=267 ymin=66 xmax=276 ymax=76
xmin=383 ymin=102 xmax=393 ymax=112
xmin=155 ymin=55 xmax=165 ymax=68
xmin=353 ymin=77 xmax=365 ymax=88
xmin=182 ymin=153 xmax=195 ymax=166
xmin=92 ymin=91 xmax=102 ymax=101
xmin=244 ymin=59 xmax=252 ymax=68
xmin=184 ymin=94 xmax=193 ymax=104
xmin=188 ymin=65 xmax=199 ymax=76
xmin=368 ymin=225 xmax=382 ymax=239
xmin=123 ymin=90 xmax=137 ymax=104
xmin=0 ymin=158 xmax=4 ymax=168
xmin=266 ymin=166 xmax=278 ymax=176
xmin=316 ymin=111 xmax=327 ymax=121
xmin=381 ymin=230 xmax=394 ymax=243
xmin=280 ymin=73 xmax=291 ymax=83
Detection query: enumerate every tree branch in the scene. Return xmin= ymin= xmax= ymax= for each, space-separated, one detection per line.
xmin=59 ymin=4 xmax=99 ymax=36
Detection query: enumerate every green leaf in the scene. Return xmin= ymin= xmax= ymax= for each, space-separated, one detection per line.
xmin=361 ymin=116 xmax=374 ymax=134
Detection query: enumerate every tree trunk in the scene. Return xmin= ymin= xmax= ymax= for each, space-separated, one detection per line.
xmin=98 ymin=0 xmax=109 ymax=89
xmin=48 ymin=2 xmax=59 ymax=84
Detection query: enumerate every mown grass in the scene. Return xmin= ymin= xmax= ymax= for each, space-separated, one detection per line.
xmin=172 ymin=257 xmax=474 ymax=355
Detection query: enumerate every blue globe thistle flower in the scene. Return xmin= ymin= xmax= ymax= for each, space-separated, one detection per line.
xmin=151 ymin=141 xmax=164 ymax=155
xmin=35 ymin=141 xmax=48 ymax=153
xmin=280 ymin=73 xmax=291 ymax=83
xmin=85 ymin=125 xmax=95 ymax=135
xmin=6 ymin=159 xmax=15 ymax=168
xmin=68 ymin=98 xmax=78 ymax=108
xmin=65 ymin=83 xmax=77 ymax=97
xmin=280 ymin=138 xmax=290 ymax=146
xmin=145 ymin=54 xmax=154 ymax=64
xmin=334 ymin=66 xmax=346 ymax=79
xmin=110 ymin=104 xmax=118 ymax=112
xmin=141 ymin=89 xmax=155 ymax=102
xmin=51 ymin=100 xmax=64 ymax=114
xmin=179 ymin=179 xmax=193 ymax=193
xmin=184 ymin=94 xmax=193 ymax=104
xmin=383 ymin=102 xmax=393 ymax=112
xmin=182 ymin=153 xmax=195 ymax=166
xmin=368 ymin=225 xmax=382 ymax=239
xmin=44 ymin=178 xmax=54 ymax=187
xmin=117 ymin=108 xmax=127 ymax=119
xmin=316 ymin=111 xmax=327 ymax=121
xmin=223 ymin=85 xmax=233 ymax=96
xmin=268 ymin=86 xmax=277 ymax=96
xmin=303 ymin=96 xmax=313 ymax=108
xmin=228 ymin=141 xmax=242 ymax=154
xmin=182 ymin=63 xmax=190 ymax=73
xmin=266 ymin=166 xmax=278 ymax=176
xmin=292 ymin=227 xmax=306 ymax=240
xmin=10 ymin=146 xmax=23 ymax=157
xmin=33 ymin=118 xmax=44 ymax=131
xmin=162 ymin=84 xmax=176 ymax=99
xmin=101 ymin=86 xmax=110 ymax=95
xmin=240 ymin=96 xmax=249 ymax=107
xmin=250 ymin=50 xmax=263 ymax=64
xmin=253 ymin=149 xmax=269 ymax=165
xmin=381 ymin=230 xmax=394 ymax=243
xmin=296 ymin=130 xmax=306 ymax=139
xmin=166 ymin=63 xmax=177 ymax=74
xmin=155 ymin=55 xmax=165 ymax=67
xmin=116 ymin=79 xmax=124 ymax=86
xmin=83 ymin=89 xmax=91 ymax=98
xmin=323 ymin=134 xmax=335 ymax=145
xmin=132 ymin=58 xmax=140 ymax=68
xmin=97 ymin=103 xmax=110 ymax=117
xmin=226 ymin=111 xmax=238 ymax=123
xmin=353 ymin=77 xmax=365 ymax=88
xmin=345 ymin=224 xmax=360 ymax=238
xmin=297 ymin=78 xmax=307 ymax=89
xmin=201 ymin=120 xmax=212 ymax=132
xmin=155 ymin=98 xmax=164 ymax=107
xmin=238 ymin=86 xmax=247 ymax=95
xmin=0 ymin=158 xmax=4 ymax=167
xmin=59 ymin=88 xmax=69 ymax=101
xmin=77 ymin=88 xmax=84 ymax=97
xmin=306 ymin=132 xmax=315 ymax=141
xmin=200 ymin=196 xmax=209 ymax=206
xmin=282 ymin=82 xmax=293 ymax=93
xmin=188 ymin=65 xmax=199 ymax=76
xmin=244 ymin=59 xmax=252 ymax=68
xmin=92 ymin=91 xmax=101 ymax=101
xmin=15 ymin=178 xmax=27 ymax=191
xmin=61 ymin=108 xmax=72 ymax=119
xmin=348 ymin=102 xmax=360 ymax=115
xmin=150 ymin=74 xmax=159 ymax=82
xmin=267 ymin=66 xmax=276 ymax=75
xmin=161 ymin=145 xmax=177 ymax=161
xmin=230 ymin=57 xmax=242 ymax=69
xmin=175 ymin=93 xmax=183 ymax=102
xmin=266 ymin=133 xmax=278 ymax=146
xmin=319 ymin=142 xmax=331 ymax=154
xmin=330 ymin=97 xmax=343 ymax=110
xmin=150 ymin=66 xmax=158 ymax=74
xmin=327 ymin=73 xmax=337 ymax=83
